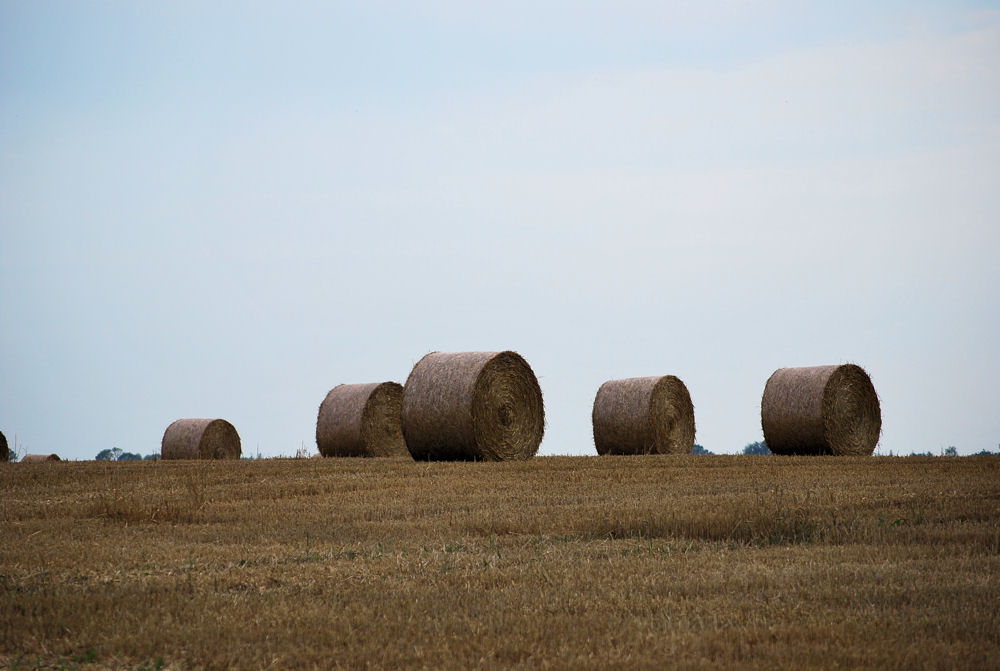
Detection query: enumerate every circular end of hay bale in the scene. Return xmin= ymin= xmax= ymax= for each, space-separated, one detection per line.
xmin=362 ymin=382 xmax=408 ymax=457
xmin=761 ymin=364 xmax=881 ymax=456
xmin=0 ymin=430 xmax=8 ymax=462
xmin=471 ymin=351 xmax=545 ymax=461
xmin=822 ymin=364 xmax=882 ymax=456
xmin=592 ymin=375 xmax=695 ymax=455
xmin=161 ymin=418 xmax=241 ymax=460
xmin=316 ymin=382 xmax=407 ymax=458
xmin=402 ymin=351 xmax=545 ymax=461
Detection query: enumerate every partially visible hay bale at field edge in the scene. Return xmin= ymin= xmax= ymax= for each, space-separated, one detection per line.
xmin=21 ymin=453 xmax=61 ymax=463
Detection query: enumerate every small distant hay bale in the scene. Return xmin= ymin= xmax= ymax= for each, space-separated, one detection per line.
xmin=0 ymin=430 xmax=8 ymax=462
xmin=22 ymin=453 xmax=61 ymax=463
xmin=402 ymin=351 xmax=545 ymax=461
xmin=761 ymin=364 xmax=881 ymax=456
xmin=161 ymin=418 xmax=241 ymax=460
xmin=316 ymin=382 xmax=408 ymax=457
xmin=592 ymin=375 xmax=696 ymax=455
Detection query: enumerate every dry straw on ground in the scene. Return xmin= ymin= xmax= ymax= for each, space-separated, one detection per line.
xmin=316 ymin=382 xmax=408 ymax=458
xmin=0 ymin=430 xmax=7 ymax=462
xmin=21 ymin=453 xmax=61 ymax=463
xmin=761 ymin=364 xmax=881 ymax=456
xmin=3 ymin=457 xmax=998 ymax=670
xmin=592 ymin=375 xmax=696 ymax=455
xmin=401 ymin=351 xmax=544 ymax=461
xmin=161 ymin=418 xmax=241 ymax=460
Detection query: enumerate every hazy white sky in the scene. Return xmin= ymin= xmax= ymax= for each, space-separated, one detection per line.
xmin=2 ymin=1 xmax=998 ymax=459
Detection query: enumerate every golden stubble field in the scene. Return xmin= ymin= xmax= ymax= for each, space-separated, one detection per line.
xmin=1 ymin=455 xmax=998 ymax=670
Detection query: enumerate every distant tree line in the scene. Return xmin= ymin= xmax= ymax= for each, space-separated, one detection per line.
xmin=882 ymin=446 xmax=1000 ymax=457
xmin=896 ymin=446 xmax=1000 ymax=457
xmin=691 ymin=442 xmax=771 ymax=455
xmin=95 ymin=448 xmax=159 ymax=461
xmin=693 ymin=443 xmax=998 ymax=457
xmin=902 ymin=446 xmax=958 ymax=457
xmin=85 ymin=441 xmax=998 ymax=460
xmin=742 ymin=441 xmax=771 ymax=455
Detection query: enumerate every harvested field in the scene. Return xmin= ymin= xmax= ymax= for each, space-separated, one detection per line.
xmin=1 ymin=456 xmax=998 ymax=670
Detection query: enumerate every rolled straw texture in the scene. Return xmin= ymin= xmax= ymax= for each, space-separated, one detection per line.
xmin=401 ymin=351 xmax=544 ymax=461
xmin=592 ymin=375 xmax=695 ymax=455
xmin=761 ymin=364 xmax=881 ymax=456
xmin=316 ymin=382 xmax=408 ymax=458
xmin=0 ymin=430 xmax=8 ymax=462
xmin=161 ymin=418 xmax=241 ymax=460
xmin=21 ymin=453 xmax=61 ymax=463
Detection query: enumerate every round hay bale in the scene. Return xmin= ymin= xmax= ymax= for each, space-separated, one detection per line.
xmin=761 ymin=364 xmax=881 ymax=456
xmin=161 ymin=418 xmax=241 ymax=460
xmin=592 ymin=375 xmax=695 ymax=455
xmin=0 ymin=430 xmax=8 ymax=462
xmin=316 ymin=382 xmax=408 ymax=458
xmin=401 ymin=351 xmax=545 ymax=461
xmin=21 ymin=453 xmax=61 ymax=463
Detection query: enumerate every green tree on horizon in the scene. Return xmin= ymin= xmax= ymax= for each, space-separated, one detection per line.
xmin=742 ymin=441 xmax=771 ymax=456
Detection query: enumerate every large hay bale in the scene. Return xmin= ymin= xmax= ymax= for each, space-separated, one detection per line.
xmin=161 ymin=418 xmax=241 ymax=460
xmin=21 ymin=453 xmax=61 ymax=463
xmin=401 ymin=351 xmax=544 ymax=461
xmin=0 ymin=430 xmax=8 ymax=462
xmin=316 ymin=382 xmax=408 ymax=458
xmin=592 ymin=375 xmax=696 ymax=455
xmin=761 ymin=364 xmax=881 ymax=456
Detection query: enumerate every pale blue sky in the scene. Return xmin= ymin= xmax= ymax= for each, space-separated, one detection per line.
xmin=2 ymin=1 xmax=998 ymax=459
